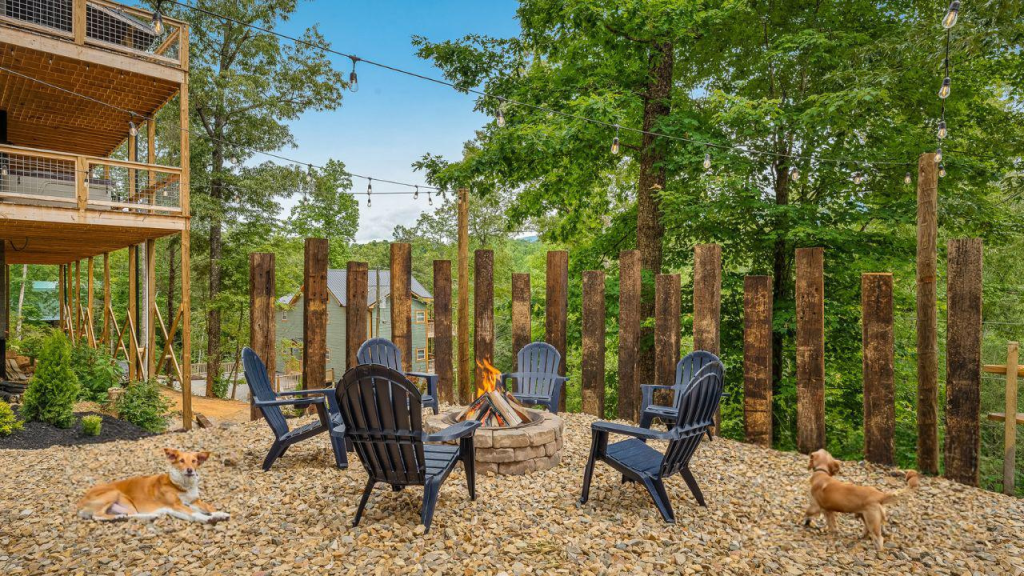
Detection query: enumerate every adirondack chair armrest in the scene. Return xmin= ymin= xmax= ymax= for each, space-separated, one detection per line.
xmin=277 ymin=388 xmax=335 ymax=396
xmin=591 ymin=420 xmax=671 ymax=441
xmin=425 ymin=420 xmax=481 ymax=442
xmin=406 ymin=371 xmax=436 ymax=381
xmin=407 ymin=372 xmax=439 ymax=397
xmin=254 ymin=396 xmax=326 ymax=408
xmin=640 ymin=384 xmax=675 ymax=410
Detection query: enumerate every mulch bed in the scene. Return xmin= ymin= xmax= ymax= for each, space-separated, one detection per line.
xmin=0 ymin=408 xmax=154 ymax=450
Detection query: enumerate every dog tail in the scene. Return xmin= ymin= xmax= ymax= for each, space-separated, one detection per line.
xmin=881 ymin=470 xmax=920 ymax=504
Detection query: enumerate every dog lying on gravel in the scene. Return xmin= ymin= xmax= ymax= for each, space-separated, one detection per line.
xmin=76 ymin=448 xmax=229 ymax=524
xmin=803 ymin=449 xmax=919 ymax=551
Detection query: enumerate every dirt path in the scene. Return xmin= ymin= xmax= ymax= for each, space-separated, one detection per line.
xmin=161 ymin=388 xmax=252 ymax=428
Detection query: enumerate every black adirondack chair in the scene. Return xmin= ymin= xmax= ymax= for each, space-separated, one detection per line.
xmin=640 ymin=351 xmax=721 ymax=440
xmin=580 ymin=367 xmax=725 ymax=523
xmin=499 ymin=342 xmax=567 ymax=413
xmin=356 ymin=338 xmax=440 ymax=414
xmin=241 ymin=347 xmax=348 ymax=471
xmin=337 ymin=364 xmax=480 ymax=532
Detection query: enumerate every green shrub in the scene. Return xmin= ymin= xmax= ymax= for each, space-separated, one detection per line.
xmin=71 ymin=343 xmax=123 ymax=402
xmin=0 ymin=401 xmax=23 ymax=437
xmin=211 ymin=375 xmax=230 ymax=400
xmin=20 ymin=332 xmax=81 ymax=428
xmin=116 ymin=379 xmax=170 ymax=433
xmin=80 ymin=414 xmax=103 ymax=437
xmin=9 ymin=324 xmax=54 ymax=360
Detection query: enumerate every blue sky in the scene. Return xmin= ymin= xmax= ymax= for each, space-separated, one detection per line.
xmin=274 ymin=0 xmax=521 ymax=241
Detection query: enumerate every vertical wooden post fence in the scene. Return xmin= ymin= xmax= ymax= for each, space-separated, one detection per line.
xmin=796 ymin=247 xmax=825 ymax=454
xmin=618 ymin=250 xmax=642 ymax=422
xmin=862 ymin=273 xmax=895 ymax=465
xmin=433 ymin=260 xmax=454 ymax=404
xmin=302 ymin=238 xmax=328 ymax=390
xmin=457 ymin=188 xmax=471 ymax=404
xmin=512 ymin=273 xmax=531 ymax=369
xmin=249 ymin=253 xmax=276 ymax=421
xmin=694 ymin=244 xmax=722 ymax=431
xmin=345 ymin=261 xmax=368 ymax=371
xmin=654 ymin=274 xmax=681 ymax=396
xmin=474 ymin=250 xmax=494 ymax=397
xmin=944 ymin=238 xmax=983 ymax=486
xmin=546 ymin=250 xmax=569 ymax=411
xmin=744 ymin=276 xmax=773 ymax=447
xmin=390 ymin=243 xmax=412 ymax=372
xmin=1002 ymin=342 xmax=1019 ymax=495
xmin=128 ymin=246 xmax=137 ymax=381
xmin=581 ymin=271 xmax=606 ymax=417
xmin=0 ymin=242 xmax=5 ymax=381
xmin=917 ymin=152 xmax=940 ymax=474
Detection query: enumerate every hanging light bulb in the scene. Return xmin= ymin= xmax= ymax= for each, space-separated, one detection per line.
xmin=934 ymin=147 xmax=943 ymax=163
xmin=414 ymin=185 xmax=419 ymax=200
xmin=306 ymin=164 xmax=314 ymax=184
xmin=790 ymin=167 xmax=800 ymax=181
xmin=938 ymin=164 xmax=947 ymax=178
xmin=366 ymin=178 xmax=373 ymax=198
xmin=942 ymin=1 xmax=960 ymax=29
xmin=1 ymin=164 xmax=7 ymax=177
xmin=129 ymin=120 xmax=138 ymax=137
xmin=937 ymin=120 xmax=947 ymax=140
xmin=152 ymin=6 xmax=164 ymax=35
xmin=496 ymin=99 xmax=506 ymax=128
xmin=703 ymin=149 xmax=712 ymax=171
xmin=428 ymin=190 xmax=433 ymax=206
xmin=852 ymin=171 xmax=863 ymax=185
xmin=938 ymin=77 xmax=951 ymax=99
xmin=348 ymin=56 xmax=359 ymax=93
xmin=611 ymin=125 xmax=620 ymax=155
xmin=367 ymin=195 xmax=371 ymax=207
xmin=904 ymin=172 xmax=912 ymax=185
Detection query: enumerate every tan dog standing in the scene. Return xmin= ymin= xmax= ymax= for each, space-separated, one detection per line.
xmin=803 ymin=449 xmax=918 ymax=551
xmin=77 ymin=448 xmax=229 ymax=523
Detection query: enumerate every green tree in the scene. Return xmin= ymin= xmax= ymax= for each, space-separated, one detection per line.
xmin=21 ymin=332 xmax=81 ymax=428
xmin=288 ymin=159 xmax=360 ymax=267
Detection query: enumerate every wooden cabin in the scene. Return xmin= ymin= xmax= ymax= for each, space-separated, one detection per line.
xmin=0 ymin=0 xmax=194 ymax=427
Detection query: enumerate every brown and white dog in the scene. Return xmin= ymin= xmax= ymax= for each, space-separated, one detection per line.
xmin=76 ymin=448 xmax=229 ymax=524
xmin=803 ymin=449 xmax=919 ymax=551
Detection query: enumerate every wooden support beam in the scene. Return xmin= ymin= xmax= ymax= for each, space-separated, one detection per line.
xmin=249 ymin=253 xmax=276 ymax=421
xmin=862 ymin=273 xmax=895 ymax=466
xmin=796 ymin=247 xmax=826 ymax=454
xmin=59 ymin=264 xmax=66 ymax=334
xmin=654 ymin=274 xmax=681 ymax=400
xmin=433 ymin=260 xmax=454 ymax=405
xmin=694 ymin=244 xmax=722 ymax=431
xmin=474 ymin=250 xmax=494 ymax=397
xmin=345 ymin=261 xmax=369 ymax=372
xmin=944 ymin=238 xmax=983 ymax=486
xmin=1003 ymin=342 xmax=1018 ymax=496
xmin=581 ymin=271 xmax=606 ymax=417
xmin=511 ymin=273 xmax=531 ymax=369
xmin=102 ymin=253 xmax=111 ymax=347
xmin=617 ymin=250 xmax=642 ymax=422
xmin=302 ymin=239 xmax=328 ymax=391
xmin=74 ymin=260 xmax=81 ymax=341
xmin=146 ymin=239 xmax=156 ymax=378
xmin=457 ymin=189 xmax=471 ymax=405
xmin=180 ymin=227 xmax=192 ymax=431
xmin=390 ymin=243 xmax=413 ymax=372
xmin=154 ymin=305 xmax=184 ymax=384
xmin=128 ymin=246 xmax=138 ymax=382
xmin=0 ymin=242 xmax=6 ymax=381
xmin=545 ymin=251 xmax=569 ymax=411
xmin=917 ymin=153 xmax=940 ymax=474
xmin=744 ymin=276 xmax=773 ymax=447
xmin=86 ymin=257 xmax=95 ymax=347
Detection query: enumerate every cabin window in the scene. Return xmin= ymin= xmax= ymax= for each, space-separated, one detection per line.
xmin=414 ymin=310 xmax=426 ymax=324
xmin=282 ymin=313 xmax=287 ymax=322
xmin=325 ymin=349 xmax=331 ymax=361
xmin=415 ymin=348 xmax=427 ymax=361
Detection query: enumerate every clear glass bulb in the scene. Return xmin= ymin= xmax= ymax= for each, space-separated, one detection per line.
xmin=853 ymin=172 xmax=863 ymax=185
xmin=306 ymin=165 xmax=314 ymax=184
xmin=942 ymin=1 xmax=960 ymax=29
xmin=428 ymin=191 xmax=433 ymax=206
xmin=904 ymin=172 xmax=912 ymax=185
xmin=367 ymin=195 xmax=371 ymax=207
xmin=349 ymin=70 xmax=358 ymax=93
xmin=611 ymin=136 xmax=619 ymax=155
xmin=937 ymin=120 xmax=947 ymax=140
xmin=2 ymin=165 xmax=8 ymax=177
xmin=129 ymin=121 xmax=138 ymax=137
xmin=935 ymin=148 xmax=943 ymax=163
xmin=790 ymin=167 xmax=800 ymax=181
xmin=938 ymin=77 xmax=951 ymax=99
xmin=152 ymin=10 xmax=164 ymax=35
xmin=367 ymin=180 xmax=373 ymax=195
xmin=496 ymin=108 xmax=505 ymax=128
xmin=414 ymin=186 xmax=419 ymax=200
xmin=703 ymin=153 xmax=712 ymax=171
xmin=938 ymin=164 xmax=947 ymax=178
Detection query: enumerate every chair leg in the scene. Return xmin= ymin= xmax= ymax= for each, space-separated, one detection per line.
xmin=431 ymin=399 xmax=439 ymax=415
xmin=579 ymin=435 xmax=600 ymax=505
xmin=262 ymin=441 xmax=287 ymax=471
xmin=421 ymin=482 xmax=440 ymax=533
xmin=461 ymin=437 xmax=476 ymax=501
xmin=329 ymin=434 xmax=348 ymax=469
xmin=639 ymin=412 xmax=654 ymax=429
xmin=391 ymin=485 xmax=404 ymax=492
xmin=641 ymin=477 xmax=676 ymax=523
xmin=681 ymin=466 xmax=706 ymax=507
xmin=353 ymin=478 xmax=375 ymax=527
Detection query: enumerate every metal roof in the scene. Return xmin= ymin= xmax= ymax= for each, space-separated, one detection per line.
xmin=281 ymin=269 xmax=432 ymax=307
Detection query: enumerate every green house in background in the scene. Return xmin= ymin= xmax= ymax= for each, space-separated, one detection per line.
xmin=276 ymin=269 xmax=433 ymax=377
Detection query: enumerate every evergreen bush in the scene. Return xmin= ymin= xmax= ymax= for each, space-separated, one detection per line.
xmin=80 ymin=414 xmax=103 ymax=437
xmin=116 ymin=379 xmax=170 ymax=433
xmin=0 ymin=400 xmax=23 ymax=437
xmin=71 ymin=343 xmax=123 ymax=402
xmin=20 ymin=332 xmax=81 ymax=428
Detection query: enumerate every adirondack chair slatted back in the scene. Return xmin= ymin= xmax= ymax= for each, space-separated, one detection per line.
xmin=338 ymin=365 xmax=428 ymax=486
xmin=242 ymin=348 xmax=290 ymax=438
xmin=660 ymin=366 xmax=724 ymax=478
xmin=672 ymin=351 xmax=720 ymax=410
xmin=512 ymin=342 xmax=562 ymax=397
xmin=357 ymin=338 xmax=403 ymax=372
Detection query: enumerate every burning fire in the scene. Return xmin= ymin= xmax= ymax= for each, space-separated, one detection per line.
xmin=457 ymin=358 xmax=530 ymax=427
xmin=476 ymin=358 xmax=502 ymax=396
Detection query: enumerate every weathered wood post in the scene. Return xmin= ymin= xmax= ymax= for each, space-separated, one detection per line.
xmin=345 ymin=261 xmax=368 ymax=371
xmin=390 ymin=243 xmax=412 ymax=372
xmin=581 ymin=271 xmax=606 ymax=417
xmin=917 ymin=153 xmax=940 ymax=474
xmin=694 ymin=244 xmax=722 ymax=431
xmin=617 ymin=250 xmax=642 ymax=422
xmin=0 ymin=242 xmax=6 ymax=381
xmin=654 ymin=274 xmax=681 ymax=400
xmin=512 ymin=273 xmax=531 ymax=369
xmin=862 ymin=273 xmax=895 ymax=465
xmin=249 ymin=253 xmax=276 ymax=421
xmin=1003 ymin=342 xmax=1019 ymax=495
xmin=128 ymin=246 xmax=137 ymax=381
xmin=744 ymin=276 xmax=773 ymax=447
xmin=474 ymin=250 xmax=494 ymax=397
xmin=546 ymin=250 xmax=569 ymax=411
xmin=102 ymin=253 xmax=111 ymax=348
xmin=796 ymin=247 xmax=825 ymax=454
xmin=302 ymin=238 xmax=328 ymax=390
xmin=433 ymin=260 xmax=454 ymax=404
xmin=457 ymin=188 xmax=471 ymax=404
xmin=944 ymin=238 xmax=983 ymax=486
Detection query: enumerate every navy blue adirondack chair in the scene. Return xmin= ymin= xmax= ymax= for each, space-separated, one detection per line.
xmin=499 ymin=342 xmax=567 ymax=413
xmin=640 ymin=351 xmax=721 ymax=440
xmin=242 ymin=348 xmax=348 ymax=471
xmin=337 ymin=365 xmax=480 ymax=532
xmin=357 ymin=338 xmax=439 ymax=414
xmin=580 ymin=367 xmax=725 ymax=523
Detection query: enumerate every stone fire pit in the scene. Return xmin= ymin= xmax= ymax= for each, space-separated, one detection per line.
xmin=425 ymin=408 xmax=564 ymax=475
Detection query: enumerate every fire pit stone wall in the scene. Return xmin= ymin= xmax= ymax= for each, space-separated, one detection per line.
xmin=425 ymin=409 xmax=564 ymax=475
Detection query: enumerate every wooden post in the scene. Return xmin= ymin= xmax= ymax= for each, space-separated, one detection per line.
xmin=654 ymin=274 xmax=681 ymax=396
xmin=862 ymin=273 xmax=895 ymax=466
xmin=744 ymin=276 xmax=773 ymax=447
xmin=545 ymin=251 xmax=569 ymax=411
xmin=796 ymin=247 xmax=825 ymax=454
xmin=0 ymin=242 xmax=6 ymax=380
xmin=1003 ymin=342 xmax=1019 ymax=495
xmin=146 ymin=239 xmax=156 ymax=378
xmin=433 ymin=260 xmax=454 ymax=404
xmin=390 ymin=243 xmax=412 ymax=372
xmin=457 ymin=188 xmax=471 ymax=404
xmin=74 ymin=260 xmax=81 ymax=340
xmin=582 ymin=271 xmax=606 ymax=417
xmin=180 ymin=227 xmax=192 ymax=430
xmin=72 ymin=0 xmax=85 ymax=44
xmin=303 ymin=238 xmax=329 ymax=390
xmin=944 ymin=238 xmax=983 ymax=486
xmin=917 ymin=153 xmax=940 ymax=474
xmin=474 ymin=250 xmax=494 ymax=397
xmin=694 ymin=244 xmax=722 ymax=431
xmin=58 ymin=264 xmax=66 ymax=334
xmin=618 ymin=250 xmax=642 ymax=422
xmin=249 ymin=253 xmax=276 ymax=421
xmin=345 ymin=261 xmax=368 ymax=371
xmin=86 ymin=256 xmax=95 ymax=347
xmin=103 ymin=254 xmax=111 ymax=350
xmin=128 ymin=246 xmax=138 ymax=381
xmin=511 ymin=273 xmax=531 ymax=369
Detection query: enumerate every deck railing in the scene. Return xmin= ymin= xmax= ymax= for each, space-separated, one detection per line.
xmin=0 ymin=144 xmax=182 ymax=214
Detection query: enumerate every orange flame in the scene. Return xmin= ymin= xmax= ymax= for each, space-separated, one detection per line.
xmin=475 ymin=358 xmax=502 ymax=397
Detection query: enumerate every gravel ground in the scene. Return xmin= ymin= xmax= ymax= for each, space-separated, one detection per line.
xmin=0 ymin=408 xmax=153 ymax=451
xmin=1 ymin=408 xmax=1021 ymax=575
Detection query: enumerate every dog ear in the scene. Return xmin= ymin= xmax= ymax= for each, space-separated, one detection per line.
xmin=828 ymin=459 xmax=841 ymax=476
xmin=196 ymin=451 xmax=211 ymax=466
xmin=163 ymin=448 xmax=179 ymax=461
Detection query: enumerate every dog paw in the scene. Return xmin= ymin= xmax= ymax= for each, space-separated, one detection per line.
xmin=210 ymin=512 xmax=230 ymax=522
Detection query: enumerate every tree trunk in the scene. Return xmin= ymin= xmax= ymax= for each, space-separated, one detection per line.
xmin=771 ymin=161 xmax=792 ymax=434
xmin=167 ymin=238 xmax=176 ymax=342
xmin=636 ymin=40 xmax=674 ymax=387
xmin=15 ymin=264 xmax=27 ymax=339
xmin=206 ymin=158 xmax=224 ymax=397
